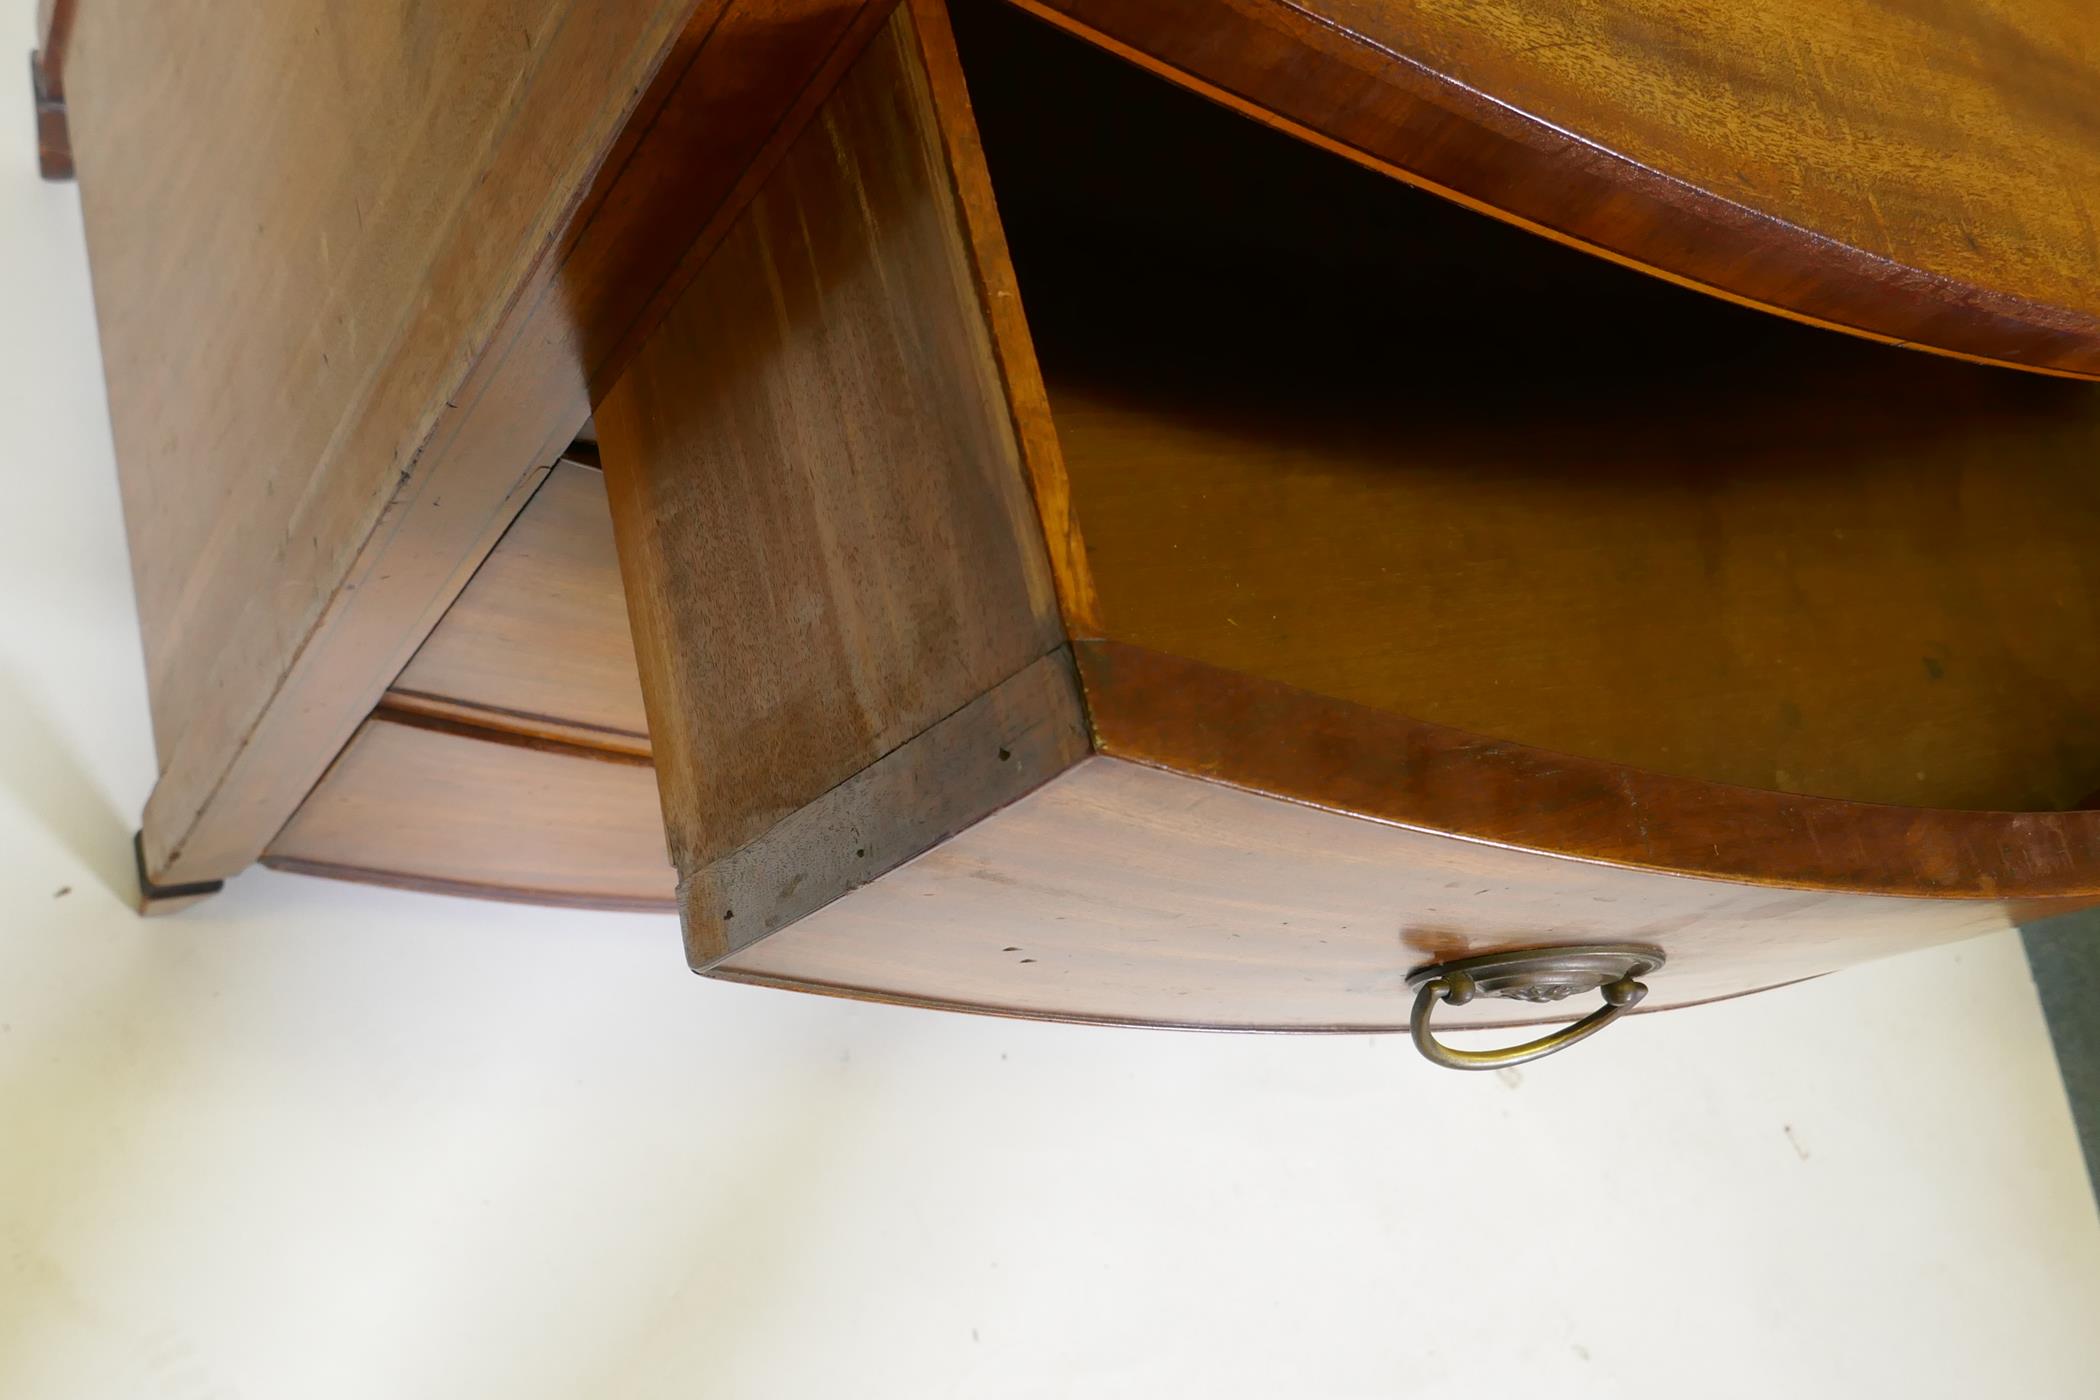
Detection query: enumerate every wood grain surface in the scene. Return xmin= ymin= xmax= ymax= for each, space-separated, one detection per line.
xmin=1078 ymin=642 xmax=2100 ymax=903
xmin=908 ymin=0 xmax=1099 ymax=635
xmin=264 ymin=714 xmax=675 ymax=911
xmin=71 ymin=0 xmax=887 ymax=887
xmin=956 ymin=17 xmax=2100 ymax=811
xmin=1052 ymin=373 xmax=2100 ymax=811
xmin=976 ymin=0 xmax=2100 ymax=378
xmin=390 ymin=461 xmax=651 ymax=756
xmin=689 ymin=649 xmax=1090 ymax=964
xmin=710 ymin=639 xmax=2100 ymax=1030
xmin=597 ymin=7 xmax=1063 ymax=908
xmin=69 ymin=0 xmax=684 ymax=808
xmin=718 ymin=755 xmax=2063 ymax=1031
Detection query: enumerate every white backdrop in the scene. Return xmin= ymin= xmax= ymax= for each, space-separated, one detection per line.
xmin=5 ymin=10 xmax=2098 ymax=1396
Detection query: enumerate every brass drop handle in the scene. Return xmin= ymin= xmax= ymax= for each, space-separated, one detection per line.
xmin=1405 ymin=945 xmax=1665 ymax=1071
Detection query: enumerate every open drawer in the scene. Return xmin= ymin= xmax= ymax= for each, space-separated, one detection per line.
xmin=586 ymin=0 xmax=2100 ymax=1038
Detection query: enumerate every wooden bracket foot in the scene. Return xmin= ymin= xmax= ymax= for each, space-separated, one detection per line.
xmin=134 ymin=831 xmax=224 ymax=915
xmin=30 ymin=50 xmax=71 ymax=180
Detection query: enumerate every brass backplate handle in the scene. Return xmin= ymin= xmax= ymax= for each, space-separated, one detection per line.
xmin=1405 ymin=945 xmax=1665 ymax=1071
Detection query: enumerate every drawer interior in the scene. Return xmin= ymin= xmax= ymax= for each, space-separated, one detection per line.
xmin=954 ymin=0 xmax=2100 ymax=813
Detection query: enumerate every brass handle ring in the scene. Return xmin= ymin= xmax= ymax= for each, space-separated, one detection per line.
xmin=1405 ymin=945 xmax=1664 ymax=1071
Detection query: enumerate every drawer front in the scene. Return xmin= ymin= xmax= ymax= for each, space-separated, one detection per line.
xmin=389 ymin=460 xmax=650 ymax=757
xmin=265 ymin=715 xmax=674 ymax=911
xmin=713 ymin=755 xmax=2026 ymax=1031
